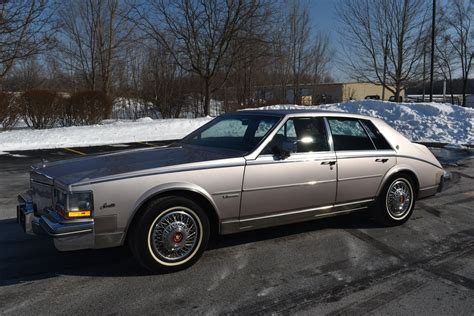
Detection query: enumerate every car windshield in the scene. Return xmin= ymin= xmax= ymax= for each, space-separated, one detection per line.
xmin=180 ymin=114 xmax=281 ymax=152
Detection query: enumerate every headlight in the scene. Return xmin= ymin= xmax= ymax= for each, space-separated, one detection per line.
xmin=54 ymin=189 xmax=94 ymax=219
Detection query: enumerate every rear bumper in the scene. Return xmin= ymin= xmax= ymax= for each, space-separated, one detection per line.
xmin=437 ymin=170 xmax=451 ymax=193
xmin=17 ymin=193 xmax=94 ymax=251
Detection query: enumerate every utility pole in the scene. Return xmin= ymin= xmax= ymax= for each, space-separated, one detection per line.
xmin=382 ymin=33 xmax=389 ymax=101
xmin=429 ymin=0 xmax=436 ymax=102
xmin=443 ymin=79 xmax=446 ymax=102
xmin=422 ymin=42 xmax=426 ymax=102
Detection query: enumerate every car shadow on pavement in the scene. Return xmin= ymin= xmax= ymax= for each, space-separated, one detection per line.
xmin=0 ymin=212 xmax=379 ymax=285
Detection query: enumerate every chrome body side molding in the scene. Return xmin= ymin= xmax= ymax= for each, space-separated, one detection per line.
xmin=220 ymin=199 xmax=374 ymax=234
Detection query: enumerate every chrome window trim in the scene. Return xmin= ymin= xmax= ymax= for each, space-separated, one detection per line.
xmin=358 ymin=119 xmax=378 ymax=149
xmin=323 ymin=117 xmax=335 ymax=152
xmin=247 ymin=151 xmax=337 ymax=166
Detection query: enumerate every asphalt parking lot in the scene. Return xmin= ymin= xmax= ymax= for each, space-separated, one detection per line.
xmin=0 ymin=144 xmax=473 ymax=314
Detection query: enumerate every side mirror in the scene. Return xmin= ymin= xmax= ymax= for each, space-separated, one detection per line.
xmin=271 ymin=146 xmax=289 ymax=160
xmin=271 ymin=140 xmax=295 ymax=160
xmin=282 ymin=140 xmax=296 ymax=153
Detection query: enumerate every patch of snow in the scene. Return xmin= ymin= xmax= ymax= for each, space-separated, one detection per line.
xmin=136 ymin=117 xmax=154 ymax=123
xmin=0 ymin=117 xmax=211 ymax=153
xmin=254 ymin=100 xmax=474 ymax=146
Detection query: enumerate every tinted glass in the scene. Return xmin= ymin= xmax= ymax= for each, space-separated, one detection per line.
xmin=181 ymin=114 xmax=280 ymax=152
xmin=265 ymin=117 xmax=330 ymax=154
xmin=360 ymin=120 xmax=393 ymax=150
xmin=328 ymin=118 xmax=375 ymax=151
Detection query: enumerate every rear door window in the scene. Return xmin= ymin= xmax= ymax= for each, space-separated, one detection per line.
xmin=327 ymin=118 xmax=375 ymax=151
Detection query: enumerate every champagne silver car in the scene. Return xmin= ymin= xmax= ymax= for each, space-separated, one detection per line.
xmin=17 ymin=110 xmax=447 ymax=272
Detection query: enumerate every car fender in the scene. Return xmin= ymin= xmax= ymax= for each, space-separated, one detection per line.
xmin=376 ymin=163 xmax=420 ymax=197
xmin=124 ymin=181 xmax=219 ymax=236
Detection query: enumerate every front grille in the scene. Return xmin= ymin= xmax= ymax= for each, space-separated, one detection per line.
xmin=30 ymin=171 xmax=54 ymax=215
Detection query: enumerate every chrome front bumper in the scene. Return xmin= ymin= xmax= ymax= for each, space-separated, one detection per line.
xmin=17 ymin=192 xmax=95 ymax=251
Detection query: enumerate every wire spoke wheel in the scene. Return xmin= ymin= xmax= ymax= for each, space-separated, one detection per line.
xmin=149 ymin=208 xmax=200 ymax=263
xmin=386 ymin=179 xmax=413 ymax=219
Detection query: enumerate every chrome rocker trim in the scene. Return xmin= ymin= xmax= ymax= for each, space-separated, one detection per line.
xmin=220 ymin=199 xmax=374 ymax=234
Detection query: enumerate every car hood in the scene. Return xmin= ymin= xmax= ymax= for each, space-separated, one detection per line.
xmin=32 ymin=145 xmax=244 ymax=186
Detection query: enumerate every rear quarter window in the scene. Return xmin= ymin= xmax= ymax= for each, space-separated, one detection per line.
xmin=359 ymin=120 xmax=393 ymax=150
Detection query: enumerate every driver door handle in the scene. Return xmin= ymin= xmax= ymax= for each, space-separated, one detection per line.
xmin=321 ymin=161 xmax=336 ymax=166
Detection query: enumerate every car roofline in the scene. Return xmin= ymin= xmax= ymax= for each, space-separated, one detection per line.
xmin=232 ymin=109 xmax=377 ymax=121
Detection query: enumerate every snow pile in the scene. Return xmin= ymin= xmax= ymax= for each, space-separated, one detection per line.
xmin=0 ymin=117 xmax=211 ymax=153
xmin=256 ymin=100 xmax=474 ymax=146
xmin=0 ymin=100 xmax=472 ymax=154
xmin=112 ymin=97 xmax=158 ymax=119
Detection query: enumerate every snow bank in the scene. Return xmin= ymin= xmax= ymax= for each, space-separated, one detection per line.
xmin=0 ymin=117 xmax=211 ymax=153
xmin=0 ymin=100 xmax=472 ymax=154
xmin=256 ymin=100 xmax=473 ymax=146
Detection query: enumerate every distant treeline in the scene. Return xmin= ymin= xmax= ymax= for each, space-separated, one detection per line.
xmin=407 ymin=79 xmax=474 ymax=95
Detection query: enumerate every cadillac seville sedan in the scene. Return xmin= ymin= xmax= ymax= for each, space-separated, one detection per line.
xmin=17 ymin=110 xmax=447 ymax=273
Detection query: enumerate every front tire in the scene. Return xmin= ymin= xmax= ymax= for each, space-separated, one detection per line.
xmin=129 ymin=196 xmax=210 ymax=273
xmin=372 ymin=174 xmax=416 ymax=226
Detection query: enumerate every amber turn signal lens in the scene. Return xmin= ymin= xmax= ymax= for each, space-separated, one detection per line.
xmin=67 ymin=210 xmax=92 ymax=218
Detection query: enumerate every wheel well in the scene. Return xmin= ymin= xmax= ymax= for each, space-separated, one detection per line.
xmin=124 ymin=190 xmax=220 ymax=244
xmin=391 ymin=170 xmax=420 ymax=196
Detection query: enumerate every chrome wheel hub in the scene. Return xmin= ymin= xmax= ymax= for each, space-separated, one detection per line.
xmin=387 ymin=180 xmax=412 ymax=218
xmin=150 ymin=210 xmax=199 ymax=261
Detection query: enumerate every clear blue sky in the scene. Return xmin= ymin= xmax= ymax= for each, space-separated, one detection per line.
xmin=307 ymin=0 xmax=346 ymax=81
xmin=306 ymin=0 xmax=450 ymax=82
xmin=307 ymin=0 xmax=340 ymax=42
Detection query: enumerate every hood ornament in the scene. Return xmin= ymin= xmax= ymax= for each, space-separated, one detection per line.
xmin=41 ymin=158 xmax=48 ymax=168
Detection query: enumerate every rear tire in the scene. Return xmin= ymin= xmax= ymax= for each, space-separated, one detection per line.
xmin=129 ymin=196 xmax=210 ymax=273
xmin=372 ymin=174 xmax=416 ymax=226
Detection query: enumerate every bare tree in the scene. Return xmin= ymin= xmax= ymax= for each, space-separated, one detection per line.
xmin=227 ymin=3 xmax=276 ymax=108
xmin=337 ymin=0 xmax=430 ymax=100
xmin=114 ymin=44 xmax=146 ymax=119
xmin=443 ymin=0 xmax=473 ymax=106
xmin=56 ymin=0 xmax=135 ymax=94
xmin=435 ymin=39 xmax=456 ymax=103
xmin=310 ymin=32 xmax=333 ymax=84
xmin=13 ymin=57 xmax=45 ymax=91
xmin=0 ymin=0 xmax=55 ymax=81
xmin=134 ymin=0 xmax=271 ymax=116
xmin=141 ymin=40 xmax=187 ymax=118
xmin=435 ymin=14 xmax=458 ymax=105
xmin=287 ymin=0 xmax=312 ymax=104
xmin=267 ymin=21 xmax=291 ymax=102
